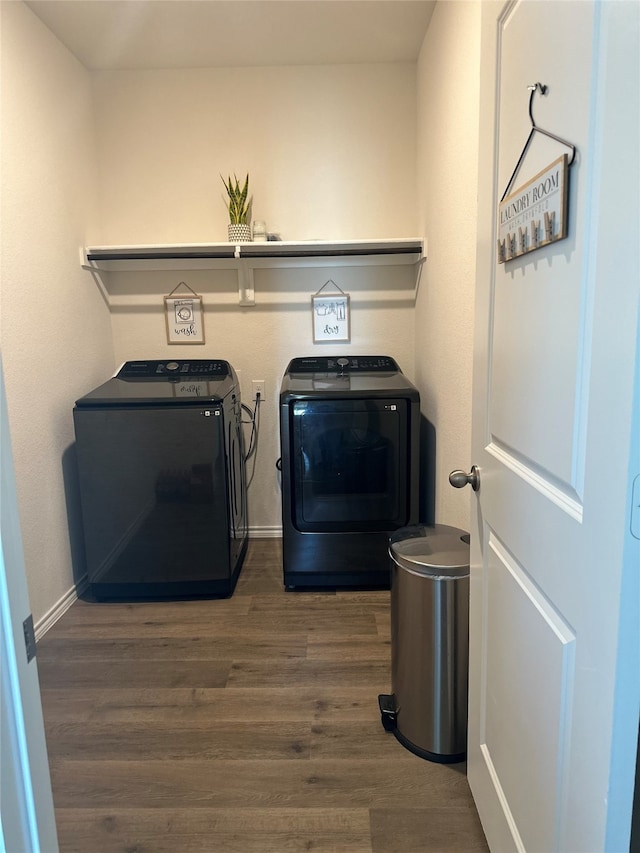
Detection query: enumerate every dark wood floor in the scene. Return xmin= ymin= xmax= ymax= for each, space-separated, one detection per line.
xmin=37 ymin=539 xmax=488 ymax=852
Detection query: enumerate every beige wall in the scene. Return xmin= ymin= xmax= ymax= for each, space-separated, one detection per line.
xmin=415 ymin=0 xmax=481 ymax=531
xmin=92 ymin=64 xmax=418 ymax=245
xmin=0 ymin=2 xmax=114 ymax=626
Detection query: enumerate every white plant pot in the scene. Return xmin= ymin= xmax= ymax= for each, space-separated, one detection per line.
xmin=228 ymin=224 xmax=252 ymax=242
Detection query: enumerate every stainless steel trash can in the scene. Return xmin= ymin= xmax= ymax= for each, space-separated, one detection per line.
xmin=378 ymin=524 xmax=470 ymax=763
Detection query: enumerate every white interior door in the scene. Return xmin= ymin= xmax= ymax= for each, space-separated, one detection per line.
xmin=1 ymin=357 xmax=58 ymax=852
xmin=467 ymin=2 xmax=640 ymax=851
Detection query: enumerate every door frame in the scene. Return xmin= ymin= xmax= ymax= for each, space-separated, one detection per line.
xmin=1 ymin=357 xmax=59 ymax=852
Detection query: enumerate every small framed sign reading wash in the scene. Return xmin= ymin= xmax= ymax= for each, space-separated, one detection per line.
xmin=164 ymin=282 xmax=205 ymax=345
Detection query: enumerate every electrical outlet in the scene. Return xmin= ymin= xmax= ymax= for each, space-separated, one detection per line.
xmin=252 ymin=380 xmax=265 ymax=401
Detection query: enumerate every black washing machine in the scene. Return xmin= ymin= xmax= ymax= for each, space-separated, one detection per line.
xmin=279 ymin=355 xmax=420 ymax=589
xmin=73 ymin=359 xmax=248 ymax=600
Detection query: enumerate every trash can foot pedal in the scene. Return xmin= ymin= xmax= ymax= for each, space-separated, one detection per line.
xmin=378 ymin=694 xmax=397 ymax=731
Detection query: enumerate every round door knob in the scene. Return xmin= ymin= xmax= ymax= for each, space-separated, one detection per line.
xmin=449 ymin=465 xmax=480 ymax=491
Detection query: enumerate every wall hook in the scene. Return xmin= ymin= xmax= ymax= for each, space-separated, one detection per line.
xmin=501 ymin=82 xmax=577 ymax=202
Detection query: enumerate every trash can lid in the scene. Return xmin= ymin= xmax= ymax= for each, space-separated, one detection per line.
xmin=389 ymin=524 xmax=470 ymax=577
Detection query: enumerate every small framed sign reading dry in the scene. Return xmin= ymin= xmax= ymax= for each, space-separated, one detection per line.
xmin=312 ymin=280 xmax=350 ymax=343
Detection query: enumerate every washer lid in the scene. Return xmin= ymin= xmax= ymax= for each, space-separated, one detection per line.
xmin=75 ymin=360 xmax=237 ymax=406
xmin=389 ymin=524 xmax=470 ymax=577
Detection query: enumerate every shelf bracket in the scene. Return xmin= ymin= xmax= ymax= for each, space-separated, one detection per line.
xmin=237 ymin=260 xmax=255 ymax=306
xmin=79 ymin=247 xmax=110 ymax=308
xmin=413 ymin=255 xmax=427 ymax=303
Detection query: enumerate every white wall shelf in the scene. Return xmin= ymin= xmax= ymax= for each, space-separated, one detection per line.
xmin=81 ymin=238 xmax=424 ymax=306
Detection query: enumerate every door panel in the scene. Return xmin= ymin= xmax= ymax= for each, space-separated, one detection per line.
xmin=490 ymin=0 xmax=594 ymax=493
xmin=468 ymin=1 xmax=639 ymax=851
xmin=483 ymin=531 xmax=575 ymax=853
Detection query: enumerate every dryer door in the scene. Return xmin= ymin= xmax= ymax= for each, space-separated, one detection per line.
xmin=290 ymin=398 xmax=409 ymax=532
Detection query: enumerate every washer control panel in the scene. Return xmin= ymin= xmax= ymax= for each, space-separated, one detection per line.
xmin=118 ymin=360 xmax=230 ymax=379
xmin=287 ymin=356 xmax=398 ymax=374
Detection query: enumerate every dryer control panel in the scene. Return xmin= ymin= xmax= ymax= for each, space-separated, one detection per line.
xmin=118 ymin=360 xmax=231 ymax=379
xmin=287 ymin=356 xmax=399 ymax=374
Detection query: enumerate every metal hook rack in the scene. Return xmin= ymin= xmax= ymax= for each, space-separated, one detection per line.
xmin=501 ymin=82 xmax=577 ymax=202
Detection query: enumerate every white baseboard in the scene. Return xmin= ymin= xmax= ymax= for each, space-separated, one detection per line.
xmin=34 ymin=574 xmax=87 ymax=642
xmin=248 ymin=525 xmax=282 ymax=539
xmin=35 ymin=526 xmax=282 ymax=639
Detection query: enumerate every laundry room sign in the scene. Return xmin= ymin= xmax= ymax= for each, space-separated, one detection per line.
xmin=312 ymin=280 xmax=350 ymax=343
xmin=164 ymin=282 xmax=205 ymax=344
xmin=497 ymin=154 xmax=569 ymax=262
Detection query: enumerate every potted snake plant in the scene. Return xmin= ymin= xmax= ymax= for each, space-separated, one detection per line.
xmin=221 ymin=173 xmax=251 ymax=242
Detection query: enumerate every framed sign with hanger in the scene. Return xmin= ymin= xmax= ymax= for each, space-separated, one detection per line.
xmin=312 ymin=279 xmax=350 ymax=343
xmin=164 ymin=281 xmax=205 ymax=344
xmin=497 ymin=83 xmax=577 ymax=263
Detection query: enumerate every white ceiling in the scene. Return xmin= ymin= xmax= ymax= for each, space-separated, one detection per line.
xmin=24 ymin=0 xmax=437 ymax=71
